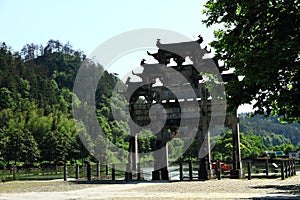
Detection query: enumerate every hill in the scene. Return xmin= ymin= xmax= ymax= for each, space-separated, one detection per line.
xmin=0 ymin=40 xmax=130 ymax=168
xmin=0 ymin=40 xmax=299 ymax=167
xmin=240 ymin=114 xmax=300 ymax=147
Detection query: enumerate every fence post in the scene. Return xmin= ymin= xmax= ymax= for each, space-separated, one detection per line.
xmin=288 ymin=160 xmax=291 ymax=177
xmin=281 ymin=161 xmax=285 ymax=180
xmin=87 ymin=163 xmax=91 ymax=181
xmin=293 ymin=159 xmax=296 ymax=175
xmin=96 ymin=162 xmax=100 ymax=178
xmin=265 ymin=159 xmax=269 ymax=176
xmin=290 ymin=160 xmax=293 ymax=176
xmin=137 ymin=162 xmax=141 ymax=181
xmin=291 ymin=160 xmax=294 ymax=176
xmin=125 ymin=164 xmax=130 ymax=182
xmin=112 ymin=164 xmax=115 ymax=181
xmin=63 ymin=164 xmax=67 ymax=181
xmin=12 ymin=165 xmax=17 ymax=180
xmin=285 ymin=160 xmax=288 ymax=178
xmin=179 ymin=162 xmax=183 ymax=181
xmin=75 ymin=164 xmax=79 ymax=179
xmin=287 ymin=160 xmax=290 ymax=177
xmin=189 ymin=160 xmax=193 ymax=181
xmin=105 ymin=163 xmax=109 ymax=176
xmin=216 ymin=159 xmax=221 ymax=180
xmin=247 ymin=161 xmax=251 ymax=180
xmin=290 ymin=160 xmax=292 ymax=176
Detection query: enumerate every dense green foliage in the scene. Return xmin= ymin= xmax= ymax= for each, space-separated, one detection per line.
xmin=203 ymin=0 xmax=300 ymax=122
xmin=212 ymin=131 xmax=266 ymax=160
xmin=240 ymin=114 xmax=300 ymax=147
xmin=0 ymin=40 xmax=130 ymax=167
xmin=211 ymin=114 xmax=300 ymax=161
xmin=0 ymin=39 xmax=299 ymax=169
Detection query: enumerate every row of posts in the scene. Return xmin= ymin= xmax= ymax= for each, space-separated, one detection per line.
xmin=63 ymin=163 xmax=111 ymax=181
xmin=280 ymin=160 xmax=296 ymax=180
xmin=247 ymin=159 xmax=296 ymax=180
xmin=63 ymin=159 xmax=296 ymax=181
xmin=64 ymin=161 xmax=201 ymax=181
xmin=63 ymin=163 xmax=143 ymax=182
xmin=178 ymin=160 xmax=208 ymax=181
xmin=177 ymin=161 xmax=197 ymax=181
xmin=179 ymin=159 xmax=296 ymax=181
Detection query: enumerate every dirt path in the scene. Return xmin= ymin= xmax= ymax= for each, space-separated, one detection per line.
xmin=0 ymin=176 xmax=300 ymax=199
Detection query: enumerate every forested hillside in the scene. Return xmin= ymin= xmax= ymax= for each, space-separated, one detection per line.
xmin=0 ymin=40 xmax=131 ymax=168
xmin=212 ymin=115 xmax=300 ymax=161
xmin=0 ymin=40 xmax=299 ymax=169
xmin=240 ymin=114 xmax=300 ymax=147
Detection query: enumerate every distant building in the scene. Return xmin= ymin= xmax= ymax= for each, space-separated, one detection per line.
xmin=275 ymin=151 xmax=285 ymax=157
xmin=289 ymin=151 xmax=300 ymax=159
xmin=265 ymin=151 xmax=285 ymax=157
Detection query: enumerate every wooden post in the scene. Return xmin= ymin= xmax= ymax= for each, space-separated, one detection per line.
xmin=216 ymin=159 xmax=221 ymax=180
xmin=247 ymin=161 xmax=251 ymax=180
xmin=12 ymin=165 xmax=16 ymax=181
xmin=230 ymin=109 xmax=243 ymax=178
xmin=96 ymin=162 xmax=100 ymax=178
xmin=265 ymin=159 xmax=269 ymax=176
xmin=87 ymin=163 xmax=91 ymax=181
xmin=75 ymin=164 xmax=79 ymax=179
xmin=137 ymin=162 xmax=141 ymax=181
xmin=189 ymin=160 xmax=193 ymax=181
xmin=112 ymin=164 xmax=115 ymax=181
xmin=291 ymin=160 xmax=294 ymax=176
xmin=290 ymin=160 xmax=293 ymax=176
xmin=63 ymin=164 xmax=67 ymax=181
xmin=125 ymin=164 xmax=130 ymax=182
xmin=293 ymin=159 xmax=296 ymax=175
xmin=105 ymin=163 xmax=109 ymax=176
xmin=281 ymin=161 xmax=285 ymax=180
xmin=125 ymin=171 xmax=130 ymax=182
xmin=179 ymin=162 xmax=183 ymax=181
xmin=288 ymin=160 xmax=291 ymax=177
xmin=285 ymin=161 xmax=288 ymax=178
xmin=290 ymin=160 xmax=292 ymax=176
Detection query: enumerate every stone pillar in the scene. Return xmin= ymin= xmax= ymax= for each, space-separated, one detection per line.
xmin=230 ymin=108 xmax=243 ymax=178
xmin=152 ymin=130 xmax=169 ymax=180
xmin=128 ymin=132 xmax=139 ymax=180
xmin=198 ymin=87 xmax=211 ymax=180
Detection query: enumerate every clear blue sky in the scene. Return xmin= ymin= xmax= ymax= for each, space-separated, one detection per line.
xmin=0 ymin=0 xmax=253 ymax=113
xmin=0 ymin=0 xmax=218 ymax=53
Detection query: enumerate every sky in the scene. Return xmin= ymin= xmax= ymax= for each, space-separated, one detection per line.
xmin=0 ymin=0 xmax=253 ymax=113
xmin=0 ymin=0 xmax=216 ymax=53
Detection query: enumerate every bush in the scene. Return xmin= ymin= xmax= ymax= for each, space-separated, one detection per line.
xmin=0 ymin=159 xmax=6 ymax=170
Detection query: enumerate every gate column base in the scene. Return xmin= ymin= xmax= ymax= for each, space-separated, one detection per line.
xmin=160 ymin=167 xmax=169 ymax=180
xmin=152 ymin=170 xmax=161 ymax=180
xmin=207 ymin=169 xmax=214 ymax=179
xmin=230 ymin=169 xmax=243 ymax=179
xmin=152 ymin=168 xmax=169 ymax=180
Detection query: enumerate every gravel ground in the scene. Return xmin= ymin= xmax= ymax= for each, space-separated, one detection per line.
xmin=0 ymin=176 xmax=300 ymax=199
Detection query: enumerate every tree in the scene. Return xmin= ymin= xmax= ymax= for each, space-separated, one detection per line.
xmin=0 ymin=88 xmax=16 ymax=109
xmin=212 ymin=131 xmax=266 ymax=160
xmin=40 ymin=113 xmax=77 ymax=163
xmin=203 ymin=1 xmax=300 ymax=122
xmin=4 ymin=117 xmax=40 ymax=164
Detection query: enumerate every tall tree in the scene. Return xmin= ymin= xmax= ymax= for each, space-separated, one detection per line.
xmin=212 ymin=131 xmax=266 ymax=160
xmin=203 ymin=1 xmax=300 ymax=122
